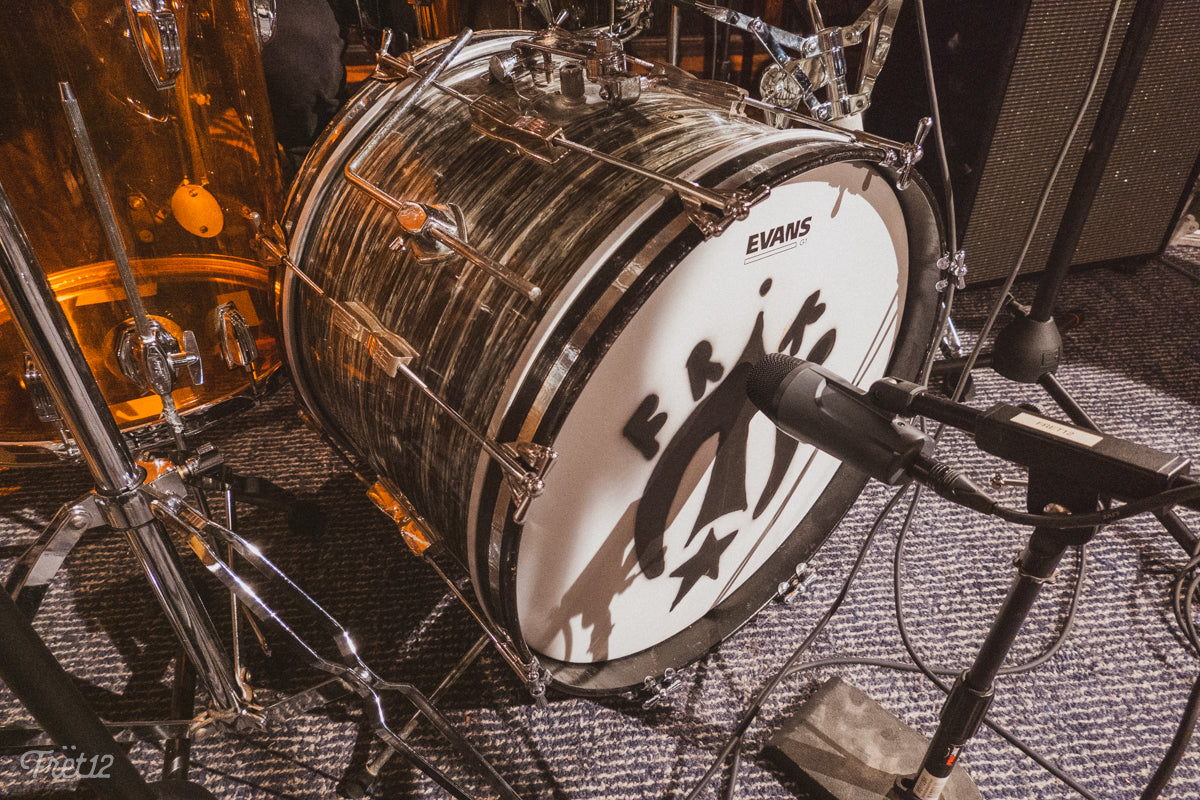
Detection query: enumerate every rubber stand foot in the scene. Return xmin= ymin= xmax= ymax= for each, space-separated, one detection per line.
xmin=337 ymin=768 xmax=376 ymax=799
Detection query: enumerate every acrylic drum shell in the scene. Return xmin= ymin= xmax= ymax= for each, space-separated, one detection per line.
xmin=0 ymin=0 xmax=284 ymax=464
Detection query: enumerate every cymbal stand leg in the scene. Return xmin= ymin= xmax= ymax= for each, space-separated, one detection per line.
xmin=5 ymin=493 xmax=104 ymax=614
xmin=163 ymin=650 xmax=196 ymax=781
xmin=146 ymin=483 xmax=524 ymax=799
xmin=339 ymin=635 xmax=490 ymax=798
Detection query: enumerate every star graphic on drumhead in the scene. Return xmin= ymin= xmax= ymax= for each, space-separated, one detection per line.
xmin=669 ymin=528 xmax=736 ymax=611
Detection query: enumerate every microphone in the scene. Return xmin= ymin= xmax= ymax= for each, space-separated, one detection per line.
xmin=746 ymin=353 xmax=935 ymax=485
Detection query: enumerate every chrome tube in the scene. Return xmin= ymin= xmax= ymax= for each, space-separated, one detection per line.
xmin=0 ymin=179 xmax=243 ymax=712
xmin=0 ymin=182 xmax=140 ymax=492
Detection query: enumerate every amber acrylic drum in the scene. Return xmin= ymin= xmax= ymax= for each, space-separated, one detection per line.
xmin=281 ymin=32 xmax=943 ymax=694
xmin=0 ymin=0 xmax=283 ymax=462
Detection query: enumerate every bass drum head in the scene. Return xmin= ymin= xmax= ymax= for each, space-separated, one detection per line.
xmin=474 ymin=156 xmax=942 ymax=695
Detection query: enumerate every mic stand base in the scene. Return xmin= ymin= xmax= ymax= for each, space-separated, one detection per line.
xmin=763 ymin=677 xmax=981 ymax=800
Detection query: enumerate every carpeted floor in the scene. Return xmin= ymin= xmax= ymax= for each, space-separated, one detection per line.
xmin=1 ymin=240 xmax=1199 ymax=800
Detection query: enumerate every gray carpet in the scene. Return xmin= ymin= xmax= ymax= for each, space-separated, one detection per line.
xmin=2 ymin=245 xmax=1199 ymax=799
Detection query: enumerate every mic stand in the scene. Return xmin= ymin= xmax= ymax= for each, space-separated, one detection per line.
xmin=890 ymin=476 xmax=1099 ymax=800
xmin=958 ymin=0 xmax=1197 ymax=553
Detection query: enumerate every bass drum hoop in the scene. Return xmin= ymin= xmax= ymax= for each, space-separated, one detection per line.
xmin=476 ymin=148 xmax=945 ymax=697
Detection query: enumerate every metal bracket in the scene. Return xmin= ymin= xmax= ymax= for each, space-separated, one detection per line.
xmin=936 ymin=249 xmax=968 ymax=292
xmin=214 ymin=302 xmax=259 ymax=371
xmin=640 ymin=668 xmax=683 ymax=709
xmin=893 ymin=116 xmax=932 ymax=190
xmin=330 ymin=300 xmax=419 ymax=379
xmin=125 ymin=0 xmax=182 ymax=90
xmin=470 ymin=96 xmax=566 ymax=164
xmin=777 ymin=562 xmax=818 ymax=604
xmin=22 ymin=354 xmax=65 ymax=426
xmin=116 ymin=320 xmax=204 ymax=394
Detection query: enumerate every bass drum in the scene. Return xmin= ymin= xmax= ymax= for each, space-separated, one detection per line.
xmin=281 ymin=32 xmax=943 ymax=695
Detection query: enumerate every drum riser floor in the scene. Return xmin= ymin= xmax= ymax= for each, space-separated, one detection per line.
xmin=1 ymin=248 xmax=1199 ymax=799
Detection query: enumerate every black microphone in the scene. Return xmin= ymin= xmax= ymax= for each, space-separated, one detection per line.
xmin=746 ymin=353 xmax=935 ymax=485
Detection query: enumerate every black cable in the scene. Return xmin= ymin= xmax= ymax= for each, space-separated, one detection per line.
xmin=682 ymin=482 xmax=919 ymax=800
xmin=1140 ymin=670 xmax=1200 ymax=800
xmin=985 ymin=484 xmax=1200 ymax=530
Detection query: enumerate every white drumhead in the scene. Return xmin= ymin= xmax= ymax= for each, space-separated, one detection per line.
xmin=515 ymin=161 xmax=910 ymax=663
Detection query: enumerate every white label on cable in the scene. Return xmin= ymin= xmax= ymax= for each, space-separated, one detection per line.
xmin=1010 ymin=412 xmax=1103 ymax=448
xmin=912 ymin=771 xmax=951 ymax=799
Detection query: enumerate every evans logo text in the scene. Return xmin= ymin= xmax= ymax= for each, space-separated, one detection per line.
xmin=745 ymin=216 xmax=812 ymax=256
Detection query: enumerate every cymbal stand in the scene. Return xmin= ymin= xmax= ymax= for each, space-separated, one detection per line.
xmin=0 ymin=176 xmax=243 ymax=782
xmin=0 ymin=174 xmax=522 ymax=800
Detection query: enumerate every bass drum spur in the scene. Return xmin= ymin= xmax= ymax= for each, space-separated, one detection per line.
xmin=280 ymin=31 xmax=943 ymax=695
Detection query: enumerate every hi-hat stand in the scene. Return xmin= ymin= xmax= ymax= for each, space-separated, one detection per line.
xmin=0 ymin=180 xmax=222 ymax=799
xmin=0 ymin=124 xmax=523 ymax=799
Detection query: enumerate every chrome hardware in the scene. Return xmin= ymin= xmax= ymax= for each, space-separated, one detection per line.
xmin=116 ymin=320 xmax=204 ymax=395
xmin=759 ymin=60 xmax=820 ymax=119
xmin=597 ymin=70 xmax=642 ymax=107
xmin=400 ymin=30 xmax=768 ymax=237
xmin=525 ymin=658 xmax=552 ymax=700
xmin=559 ymin=62 xmax=587 ymax=102
xmin=62 ymin=81 xmax=194 ymax=441
xmin=895 ymin=116 xmax=933 ymax=190
xmin=855 ymin=0 xmax=904 ymax=104
xmin=679 ymin=184 xmax=771 ymax=238
xmin=777 ymin=562 xmax=818 ymax=603
xmin=214 ymin=302 xmax=259 ymax=370
xmin=640 ymin=668 xmax=683 ymax=709
xmin=935 ymin=249 xmax=968 ymax=293
xmin=501 ymin=440 xmax=557 ymax=523
xmin=470 ymin=96 xmax=565 ymax=163
xmin=330 ymin=301 xmax=419 ymax=380
xmin=247 ymin=0 xmax=277 ymax=47
xmin=126 ymin=0 xmax=182 ymax=89
xmin=22 ymin=354 xmax=61 ymax=424
xmin=677 ymin=0 xmax=900 ymax=123
xmin=6 ymin=495 xmax=105 ymax=602
xmin=989 ymin=472 xmax=1029 ymax=490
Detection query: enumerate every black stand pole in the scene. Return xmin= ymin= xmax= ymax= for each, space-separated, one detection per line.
xmin=991 ymin=0 xmax=1164 ymax=384
xmin=891 ymin=477 xmax=1100 ymax=800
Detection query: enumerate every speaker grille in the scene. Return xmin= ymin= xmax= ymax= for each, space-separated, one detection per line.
xmin=866 ymin=0 xmax=1200 ymax=285
xmin=960 ymin=1 xmax=1134 ymax=284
